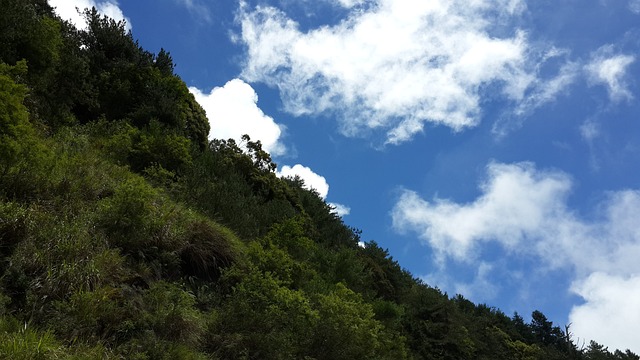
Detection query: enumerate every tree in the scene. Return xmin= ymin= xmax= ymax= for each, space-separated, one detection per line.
xmin=154 ymin=48 xmax=175 ymax=76
xmin=530 ymin=310 xmax=563 ymax=347
xmin=0 ymin=61 xmax=51 ymax=199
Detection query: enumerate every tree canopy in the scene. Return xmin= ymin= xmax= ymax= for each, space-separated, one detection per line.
xmin=0 ymin=0 xmax=637 ymax=358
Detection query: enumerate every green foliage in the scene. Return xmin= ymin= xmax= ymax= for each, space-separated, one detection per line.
xmin=0 ymin=0 xmax=59 ymax=79
xmin=97 ymin=176 xmax=159 ymax=251
xmin=360 ymin=240 xmax=414 ymax=301
xmin=0 ymin=202 xmax=30 ymax=274
xmin=0 ymin=315 xmax=115 ymax=359
xmin=0 ymin=317 xmax=65 ymax=359
xmin=128 ymin=122 xmax=193 ymax=175
xmin=51 ymin=286 xmax=129 ymax=344
xmin=179 ymin=137 xmax=298 ymax=240
xmin=309 ymin=283 xmax=405 ymax=360
xmin=207 ymin=270 xmax=318 ymax=359
xmin=178 ymin=214 xmax=243 ymax=281
xmin=138 ymin=282 xmax=205 ymax=347
xmin=96 ymin=173 xmax=242 ymax=282
xmin=0 ymin=61 xmax=51 ymax=199
xmin=0 ymin=1 xmax=637 ymax=359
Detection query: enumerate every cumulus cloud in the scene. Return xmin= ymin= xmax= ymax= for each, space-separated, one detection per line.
xmin=392 ymin=163 xmax=640 ymax=274
xmin=570 ymin=273 xmax=640 ymax=353
xmin=276 ymin=164 xmax=350 ymax=216
xmin=392 ymin=162 xmax=640 ymax=353
xmin=189 ymin=79 xmax=286 ymax=156
xmin=239 ymin=0 xmax=572 ymax=144
xmin=49 ymin=0 xmax=130 ymax=30
xmin=392 ymin=162 xmax=574 ymax=261
xmin=277 ymin=164 xmax=329 ymax=198
xmin=585 ymin=46 xmax=636 ymax=102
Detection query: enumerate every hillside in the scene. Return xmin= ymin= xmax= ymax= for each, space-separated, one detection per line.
xmin=0 ymin=1 xmax=638 ymax=358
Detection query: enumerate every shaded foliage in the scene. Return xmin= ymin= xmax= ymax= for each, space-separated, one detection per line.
xmin=0 ymin=1 xmax=637 ymax=358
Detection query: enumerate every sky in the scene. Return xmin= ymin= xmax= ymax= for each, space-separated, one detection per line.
xmin=50 ymin=0 xmax=640 ymax=353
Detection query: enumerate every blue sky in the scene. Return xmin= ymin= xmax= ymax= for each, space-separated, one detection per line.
xmin=51 ymin=0 xmax=640 ymax=352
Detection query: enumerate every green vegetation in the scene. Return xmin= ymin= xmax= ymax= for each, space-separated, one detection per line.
xmin=0 ymin=1 xmax=637 ymax=358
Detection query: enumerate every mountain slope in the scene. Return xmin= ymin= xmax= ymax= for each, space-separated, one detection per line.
xmin=0 ymin=1 xmax=637 ymax=358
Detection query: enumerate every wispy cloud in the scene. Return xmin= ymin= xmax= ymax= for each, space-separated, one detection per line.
xmin=329 ymin=202 xmax=351 ymax=216
xmin=189 ymin=79 xmax=287 ymax=156
xmin=49 ymin=0 xmax=130 ymax=30
xmin=422 ymin=261 xmax=499 ymax=301
xmin=494 ymin=59 xmax=580 ymax=137
xmin=174 ymin=0 xmax=212 ymax=22
xmin=585 ymin=45 xmax=636 ymax=102
xmin=580 ymin=117 xmax=604 ymax=171
xmin=629 ymin=0 xmax=640 ymax=14
xmin=238 ymin=0 xmax=573 ymax=145
xmin=333 ymin=0 xmax=369 ymax=8
xmin=391 ymin=162 xmax=640 ymax=353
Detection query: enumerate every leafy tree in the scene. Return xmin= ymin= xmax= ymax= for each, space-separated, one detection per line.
xmin=155 ymin=48 xmax=175 ymax=76
xmin=530 ymin=310 xmax=564 ymax=348
xmin=360 ymin=240 xmax=414 ymax=301
xmin=2 ymin=1 xmax=640 ymax=358
xmin=0 ymin=61 xmax=32 ymax=176
xmin=403 ymin=283 xmax=475 ymax=359
xmin=309 ymin=283 xmax=403 ymax=360
xmin=584 ymin=341 xmax=616 ymax=360
xmin=0 ymin=61 xmax=52 ymax=200
xmin=207 ymin=270 xmax=318 ymax=359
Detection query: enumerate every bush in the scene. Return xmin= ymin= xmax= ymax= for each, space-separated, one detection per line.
xmin=179 ymin=216 xmax=242 ymax=281
xmin=0 ymin=61 xmax=52 ymax=200
xmin=207 ymin=270 xmax=318 ymax=359
xmin=97 ymin=175 xmax=160 ymax=253
xmin=52 ymin=286 xmax=129 ymax=344
xmin=0 ymin=317 xmax=64 ymax=360
xmin=138 ymin=282 xmax=205 ymax=348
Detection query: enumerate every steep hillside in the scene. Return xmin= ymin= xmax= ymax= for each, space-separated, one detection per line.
xmin=0 ymin=0 xmax=637 ymax=358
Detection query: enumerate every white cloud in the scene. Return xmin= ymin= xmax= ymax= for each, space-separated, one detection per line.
xmin=580 ymin=118 xmax=600 ymax=142
xmin=174 ymin=0 xmax=212 ymax=22
xmin=580 ymin=118 xmax=603 ymax=170
xmin=585 ymin=46 xmax=636 ymax=102
xmin=277 ymin=164 xmax=329 ymax=199
xmin=49 ymin=0 xmax=130 ymax=30
xmin=334 ymin=0 xmax=368 ymax=8
xmin=276 ymin=164 xmax=351 ymax=216
xmin=393 ymin=163 xmax=640 ymax=273
xmin=189 ymin=79 xmax=286 ymax=156
xmin=239 ymin=0 xmax=571 ymax=144
xmin=392 ymin=162 xmax=640 ymax=352
xmin=422 ymin=261 xmax=499 ymax=301
xmin=454 ymin=262 xmax=499 ymax=301
xmin=570 ymin=273 xmax=640 ymax=354
xmin=392 ymin=162 xmax=573 ymax=261
xmin=329 ymin=202 xmax=351 ymax=216
xmin=630 ymin=0 xmax=640 ymax=14
xmin=494 ymin=60 xmax=579 ymax=137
